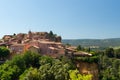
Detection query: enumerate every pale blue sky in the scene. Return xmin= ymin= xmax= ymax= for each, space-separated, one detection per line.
xmin=0 ymin=0 xmax=120 ymax=39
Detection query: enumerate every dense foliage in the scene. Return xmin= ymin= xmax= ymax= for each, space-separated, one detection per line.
xmin=69 ymin=69 xmax=92 ymax=80
xmin=2 ymin=46 xmax=120 ymax=80
xmin=73 ymin=46 xmax=120 ymax=80
xmin=0 ymin=51 xmax=40 ymax=80
xmin=99 ymin=56 xmax=120 ymax=79
xmin=0 ymin=47 xmax=10 ymax=60
xmin=0 ymin=51 xmax=92 ymax=80
xmin=74 ymin=56 xmax=99 ymax=63
xmin=98 ymin=48 xmax=120 ymax=80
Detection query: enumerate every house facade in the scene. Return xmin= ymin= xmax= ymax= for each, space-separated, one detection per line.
xmin=0 ymin=31 xmax=65 ymax=58
xmin=9 ymin=44 xmax=25 ymax=54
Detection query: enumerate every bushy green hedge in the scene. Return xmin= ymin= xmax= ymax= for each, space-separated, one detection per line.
xmin=0 ymin=51 xmax=78 ymax=80
xmin=74 ymin=56 xmax=99 ymax=63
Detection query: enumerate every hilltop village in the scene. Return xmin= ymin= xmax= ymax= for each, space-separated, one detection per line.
xmin=0 ymin=31 xmax=66 ymax=58
xmin=0 ymin=31 xmax=92 ymax=58
xmin=0 ymin=31 xmax=99 ymax=80
xmin=1 ymin=31 xmax=120 ymax=80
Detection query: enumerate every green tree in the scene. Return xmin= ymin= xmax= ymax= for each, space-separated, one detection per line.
xmin=19 ymin=56 xmax=72 ymax=80
xmin=105 ymin=48 xmax=114 ymax=58
xmin=115 ymin=48 xmax=120 ymax=58
xmin=49 ymin=31 xmax=54 ymax=36
xmin=0 ymin=59 xmax=22 ymax=80
xmin=0 ymin=51 xmax=83 ymax=80
xmin=19 ymin=67 xmax=40 ymax=80
xmin=39 ymin=55 xmax=53 ymax=65
xmin=0 ymin=47 xmax=10 ymax=60
xmin=23 ymin=51 xmax=40 ymax=68
xmin=0 ymin=51 xmax=41 ymax=80
xmin=76 ymin=45 xmax=82 ymax=51
xmin=69 ymin=69 xmax=92 ymax=80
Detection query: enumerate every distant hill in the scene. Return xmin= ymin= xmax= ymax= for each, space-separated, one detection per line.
xmin=62 ymin=38 xmax=120 ymax=48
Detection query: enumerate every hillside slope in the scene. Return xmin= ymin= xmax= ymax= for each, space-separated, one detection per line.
xmin=62 ymin=38 xmax=120 ymax=48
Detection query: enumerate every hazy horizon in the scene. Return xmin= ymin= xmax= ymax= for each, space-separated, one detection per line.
xmin=0 ymin=0 xmax=120 ymax=39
